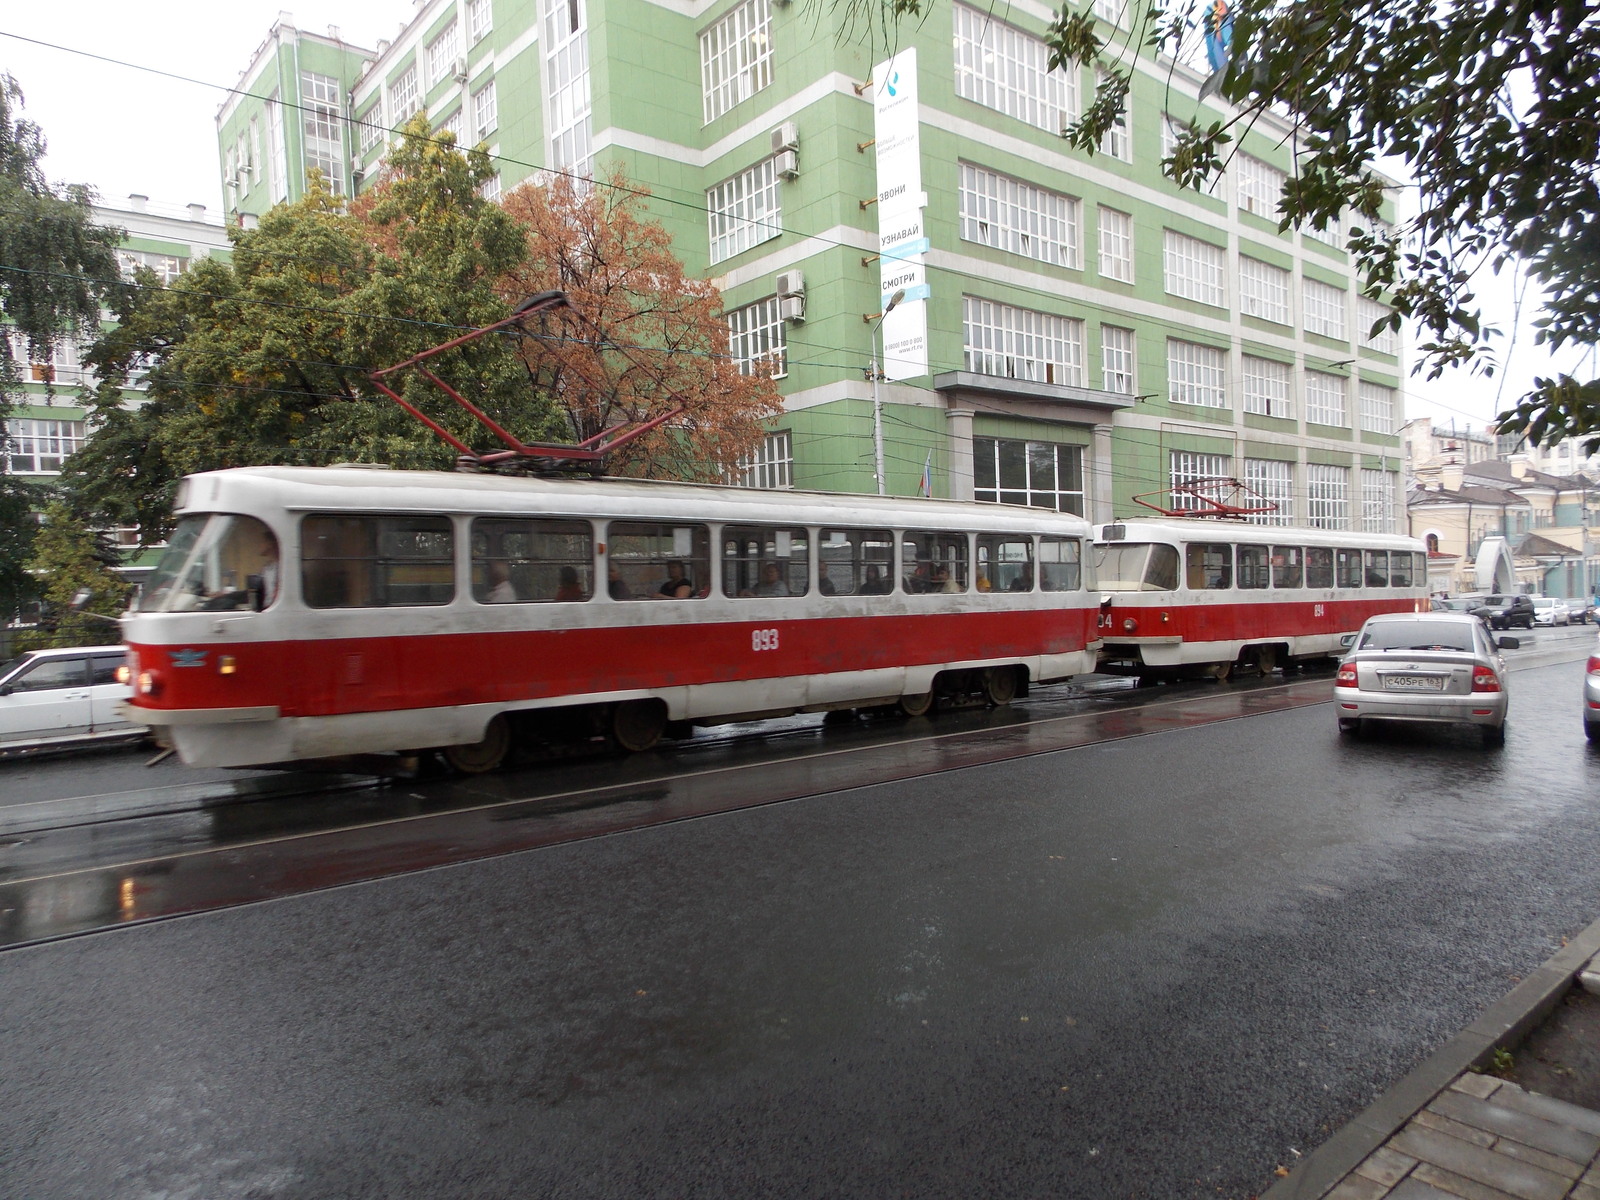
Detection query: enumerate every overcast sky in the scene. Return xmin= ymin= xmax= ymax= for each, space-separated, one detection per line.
xmin=3 ymin=2 xmax=1591 ymax=434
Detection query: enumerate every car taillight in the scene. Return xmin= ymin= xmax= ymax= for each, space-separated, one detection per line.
xmin=1336 ymin=663 xmax=1358 ymax=687
xmin=1471 ymin=665 xmax=1501 ymax=693
xmin=1588 ymin=655 xmax=1600 ymax=677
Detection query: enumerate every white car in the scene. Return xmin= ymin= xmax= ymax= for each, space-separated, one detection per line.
xmin=0 ymin=645 xmax=144 ymax=751
xmin=1531 ymin=597 xmax=1570 ymax=626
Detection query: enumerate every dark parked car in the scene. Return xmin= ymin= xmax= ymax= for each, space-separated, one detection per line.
xmin=1472 ymin=593 xmax=1535 ymax=630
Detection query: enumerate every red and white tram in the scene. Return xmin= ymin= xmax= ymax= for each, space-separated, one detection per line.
xmin=119 ymin=466 xmax=1100 ymax=770
xmin=1092 ymin=518 xmax=1429 ymax=679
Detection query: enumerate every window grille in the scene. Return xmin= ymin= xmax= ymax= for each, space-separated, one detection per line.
xmin=1101 ymin=325 xmax=1135 ymax=395
xmin=707 ymin=158 xmax=782 ymax=264
xmin=1305 ymin=370 xmax=1347 ymax=427
xmin=1163 ymin=230 xmax=1226 ymax=306
xmin=1239 ymin=256 xmax=1290 ymax=324
xmin=700 ymin=0 xmax=773 ymax=123
xmin=974 ymin=437 xmax=1085 ymax=514
xmin=726 ymin=296 xmax=787 ymax=378
xmin=1304 ymin=277 xmax=1348 ymax=339
xmin=959 ymin=163 xmax=1080 ymax=268
xmin=1166 ymin=339 xmax=1226 ymax=408
xmin=1098 ymin=207 xmax=1133 ymax=282
xmin=1307 ymin=463 xmax=1351 ymax=529
xmin=1241 ymin=355 xmax=1290 ymax=418
xmin=963 ymin=296 xmax=1084 ymax=386
xmin=953 ymin=3 xmax=1076 ymax=133
xmin=1243 ymin=458 xmax=1293 ymax=525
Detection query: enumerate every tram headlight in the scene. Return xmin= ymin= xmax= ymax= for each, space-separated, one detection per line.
xmin=137 ymin=669 xmax=162 ymax=697
xmin=1122 ymin=617 xmax=1137 ymax=633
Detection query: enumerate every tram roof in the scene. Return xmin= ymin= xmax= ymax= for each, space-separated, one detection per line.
xmin=176 ymin=466 xmax=1093 ymax=534
xmin=1094 ymin=517 xmax=1423 ymax=551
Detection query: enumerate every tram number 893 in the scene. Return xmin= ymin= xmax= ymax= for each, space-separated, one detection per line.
xmin=751 ymin=628 xmax=780 ymax=652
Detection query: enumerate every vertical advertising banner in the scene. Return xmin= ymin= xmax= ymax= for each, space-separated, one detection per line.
xmin=872 ymin=49 xmax=929 ymax=381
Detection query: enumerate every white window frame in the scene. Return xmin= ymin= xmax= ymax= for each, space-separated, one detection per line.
xmin=1166 ymin=339 xmax=1226 ymax=408
xmin=1305 ymin=370 xmax=1348 ymax=427
xmin=1096 ymin=70 xmax=1130 ymax=161
xmin=1243 ymin=458 xmax=1294 ymax=526
xmin=267 ymin=92 xmax=288 ymax=202
xmin=1235 ymin=153 xmax=1285 ymax=218
xmin=726 ymin=295 xmax=787 ymax=379
xmin=974 ymin=437 xmax=1086 ymax=515
xmin=1360 ymin=468 xmax=1395 ymax=533
xmin=1304 ymin=277 xmax=1348 ymax=339
xmin=390 ymin=66 xmax=421 ymax=127
xmin=953 ymin=3 xmax=1077 ymax=134
xmin=963 ymin=296 xmax=1084 ymax=387
xmin=544 ymin=0 xmax=594 ymax=177
xmin=1101 ymin=325 xmax=1135 ymax=395
xmin=1163 ymin=230 xmax=1226 ymax=306
xmin=707 ymin=158 xmax=782 ymax=265
xmin=1307 ymin=463 xmax=1351 ymax=530
xmin=959 ymin=163 xmax=1080 ymax=269
xmin=1170 ymin=451 xmax=1231 ymax=514
xmin=700 ymin=0 xmax=774 ymax=123
xmin=472 ymin=80 xmax=498 ymax=142
xmin=1241 ymin=354 xmax=1291 ymax=419
xmin=468 ymin=0 xmax=494 ymax=44
xmin=427 ymin=20 xmax=462 ymax=88
xmin=301 ymin=71 xmax=346 ymax=195
xmin=5 ymin=418 xmax=85 ymax=474
xmin=732 ymin=430 xmax=793 ymax=489
xmin=1239 ymin=256 xmax=1290 ymax=324
xmin=1358 ymin=296 xmax=1400 ymax=356
xmin=1359 ymin=380 xmax=1396 ymax=435
xmin=1098 ymin=206 xmax=1133 ymax=283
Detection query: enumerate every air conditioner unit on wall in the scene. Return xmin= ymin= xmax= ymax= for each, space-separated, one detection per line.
xmin=774 ymin=148 xmax=799 ymax=179
xmin=770 ymin=122 xmax=799 ymax=154
xmin=779 ymin=294 xmax=806 ymax=323
xmin=775 ymin=269 xmax=805 ymax=298
xmin=455 ymin=58 xmax=470 ymax=83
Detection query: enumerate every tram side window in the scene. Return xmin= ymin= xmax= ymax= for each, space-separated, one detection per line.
xmin=976 ymin=534 xmax=1034 ymax=593
xmin=1236 ymin=544 xmax=1270 ymax=589
xmin=818 ymin=529 xmax=895 ymax=595
xmin=471 ymin=518 xmax=593 ymax=603
xmin=1185 ymin=543 xmax=1232 ymax=590
xmin=1306 ymin=547 xmax=1334 ymax=589
xmin=301 ymin=515 xmax=455 ymax=608
xmin=607 ymin=522 xmax=711 ymax=600
xmin=1271 ymin=546 xmax=1304 ymax=589
xmin=722 ymin=526 xmax=809 ymax=598
xmin=902 ymin=532 xmax=969 ymax=594
xmin=1364 ymin=550 xmax=1389 ymax=587
xmin=1335 ymin=548 xmax=1364 ymax=589
xmin=1039 ymin=537 xmax=1081 ymax=591
xmin=1391 ymin=552 xmax=1414 ymax=587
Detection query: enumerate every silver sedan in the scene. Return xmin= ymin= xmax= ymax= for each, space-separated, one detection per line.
xmin=1335 ymin=613 xmax=1518 ymax=748
xmin=1584 ymin=636 xmax=1600 ymax=742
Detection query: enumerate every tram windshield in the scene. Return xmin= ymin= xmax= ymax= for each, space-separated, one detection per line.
xmin=137 ymin=514 xmax=280 ymax=613
xmin=1093 ymin=542 xmax=1180 ymax=592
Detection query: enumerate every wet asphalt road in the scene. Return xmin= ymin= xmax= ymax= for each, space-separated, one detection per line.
xmin=2 ymin=649 xmax=1599 ymax=1198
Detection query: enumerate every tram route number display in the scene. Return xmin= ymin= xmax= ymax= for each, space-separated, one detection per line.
xmin=751 ymin=628 xmax=780 ymax=652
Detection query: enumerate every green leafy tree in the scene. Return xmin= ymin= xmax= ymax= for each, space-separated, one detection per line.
xmin=867 ymin=0 xmax=1600 ymax=448
xmin=69 ymin=118 xmax=559 ymax=535
xmin=0 ymin=74 xmax=128 ymax=616
xmin=19 ymin=502 xmax=131 ymax=649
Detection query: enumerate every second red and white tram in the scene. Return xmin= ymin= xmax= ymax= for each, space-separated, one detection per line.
xmin=120 ymin=467 xmax=1101 ymax=770
xmin=1093 ymin=518 xmax=1429 ymax=679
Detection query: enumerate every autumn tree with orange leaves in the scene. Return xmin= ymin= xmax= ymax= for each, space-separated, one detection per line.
xmin=498 ymin=165 xmax=783 ymax=481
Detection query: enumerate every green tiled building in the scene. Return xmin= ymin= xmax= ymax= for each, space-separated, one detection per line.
xmin=215 ymin=0 xmax=1405 ymax=529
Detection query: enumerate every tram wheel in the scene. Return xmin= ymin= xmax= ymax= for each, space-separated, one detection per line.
xmin=982 ymin=666 xmax=1018 ymax=706
xmin=613 ymin=699 xmax=667 ymax=752
xmin=1209 ymin=660 xmax=1232 ymax=682
xmin=898 ymin=690 xmax=935 ymax=718
xmin=443 ymin=715 xmax=511 ymax=774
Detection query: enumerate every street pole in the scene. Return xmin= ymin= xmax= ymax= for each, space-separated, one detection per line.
xmin=869 ymin=289 xmax=905 ymax=497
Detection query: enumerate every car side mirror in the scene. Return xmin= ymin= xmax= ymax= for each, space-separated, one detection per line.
xmin=1497 ymin=636 xmax=1520 ymax=650
xmin=0 ymin=684 xmax=12 ymax=697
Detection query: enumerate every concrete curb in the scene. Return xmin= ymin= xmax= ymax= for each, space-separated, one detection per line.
xmin=1264 ymin=913 xmax=1600 ymax=1199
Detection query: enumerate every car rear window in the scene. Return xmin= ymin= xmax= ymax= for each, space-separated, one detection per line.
xmin=1358 ymin=621 xmax=1476 ymax=652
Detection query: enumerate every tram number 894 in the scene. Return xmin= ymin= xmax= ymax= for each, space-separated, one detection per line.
xmin=751 ymin=628 xmax=780 ymax=652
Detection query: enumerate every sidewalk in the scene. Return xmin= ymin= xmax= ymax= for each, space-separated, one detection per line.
xmin=1267 ymin=919 xmax=1600 ymax=1200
